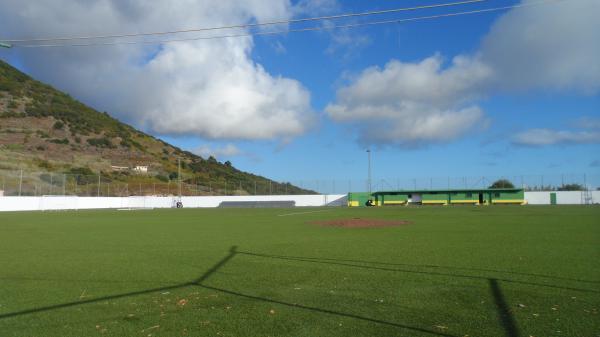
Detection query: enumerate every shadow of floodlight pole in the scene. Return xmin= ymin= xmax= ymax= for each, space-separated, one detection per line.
xmin=0 ymin=245 xmax=459 ymax=336
xmin=489 ymin=278 xmax=521 ymax=337
xmin=0 ymin=246 xmax=239 ymax=320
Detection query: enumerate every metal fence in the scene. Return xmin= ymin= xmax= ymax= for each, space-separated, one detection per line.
xmin=0 ymin=169 xmax=598 ymax=197
xmin=289 ymin=174 xmax=600 ymax=194
xmin=0 ymin=170 xmax=305 ymax=197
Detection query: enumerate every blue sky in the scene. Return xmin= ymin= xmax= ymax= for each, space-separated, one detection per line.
xmin=1 ymin=0 xmax=599 ymax=190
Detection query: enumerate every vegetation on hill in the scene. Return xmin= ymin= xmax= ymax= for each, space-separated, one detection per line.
xmin=0 ymin=60 xmax=313 ymax=195
xmin=489 ymin=179 xmax=515 ymax=189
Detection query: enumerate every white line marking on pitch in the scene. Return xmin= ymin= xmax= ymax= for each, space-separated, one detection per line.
xmin=277 ymin=209 xmax=333 ymax=217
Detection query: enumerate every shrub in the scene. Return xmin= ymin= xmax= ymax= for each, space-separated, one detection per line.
xmin=558 ymin=184 xmax=584 ymax=191
xmin=87 ymin=137 xmax=116 ymax=149
xmin=36 ymin=130 xmax=50 ymax=138
xmin=489 ymin=179 xmax=515 ymax=189
xmin=49 ymin=138 xmax=69 ymax=145
xmin=53 ymin=121 xmax=64 ymax=130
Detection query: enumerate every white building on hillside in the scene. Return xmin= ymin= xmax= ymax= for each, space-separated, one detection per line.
xmin=133 ymin=165 xmax=148 ymax=174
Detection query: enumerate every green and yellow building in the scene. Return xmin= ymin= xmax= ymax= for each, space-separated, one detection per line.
xmin=347 ymin=188 xmax=525 ymax=207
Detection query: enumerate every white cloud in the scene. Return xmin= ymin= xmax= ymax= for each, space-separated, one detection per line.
xmin=512 ymin=129 xmax=600 ymax=146
xmin=0 ymin=0 xmax=314 ymax=141
xmin=326 ymin=55 xmax=491 ymax=146
xmin=327 ymin=0 xmax=600 ymax=146
xmin=325 ymin=28 xmax=371 ymax=58
xmin=194 ymin=143 xmax=242 ymax=159
xmin=293 ymin=0 xmax=339 ymax=16
xmin=480 ymin=0 xmax=600 ymax=92
xmin=574 ymin=116 xmax=600 ymax=129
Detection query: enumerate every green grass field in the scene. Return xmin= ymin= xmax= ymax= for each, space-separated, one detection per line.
xmin=0 ymin=206 xmax=599 ymax=337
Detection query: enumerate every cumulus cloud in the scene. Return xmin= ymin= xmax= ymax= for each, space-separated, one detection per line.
xmin=194 ymin=143 xmax=242 ymax=159
xmin=0 ymin=0 xmax=314 ymax=141
xmin=327 ymin=0 xmax=600 ymax=146
xmin=326 ymin=54 xmax=491 ymax=146
xmin=512 ymin=129 xmax=600 ymax=146
xmin=480 ymin=0 xmax=600 ymax=92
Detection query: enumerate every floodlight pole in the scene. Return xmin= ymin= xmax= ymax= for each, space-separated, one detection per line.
xmin=367 ymin=149 xmax=372 ymax=193
xmin=178 ymin=157 xmax=182 ymax=198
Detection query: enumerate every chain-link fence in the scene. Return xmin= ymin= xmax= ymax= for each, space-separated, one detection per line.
xmin=0 ymin=169 xmax=314 ymax=197
xmin=0 ymin=169 xmax=598 ymax=196
xmin=288 ymin=174 xmax=600 ymax=194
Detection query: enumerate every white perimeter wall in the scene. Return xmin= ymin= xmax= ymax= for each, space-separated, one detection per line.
xmin=1 ymin=192 xmax=598 ymax=212
xmin=525 ymin=191 xmax=600 ymax=205
xmin=0 ymin=194 xmax=348 ymax=212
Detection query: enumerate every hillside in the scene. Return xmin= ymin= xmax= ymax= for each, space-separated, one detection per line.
xmin=0 ymin=60 xmax=313 ymax=196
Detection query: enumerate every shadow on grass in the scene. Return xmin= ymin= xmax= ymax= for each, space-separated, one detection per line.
xmin=0 ymin=246 xmax=456 ymax=336
xmin=0 ymin=246 xmax=238 ymax=320
xmin=197 ymin=284 xmax=457 ymax=337
xmin=236 ymin=251 xmax=600 ymax=284
xmin=489 ymin=279 xmax=521 ymax=337
xmin=237 ymin=251 xmax=599 ymax=294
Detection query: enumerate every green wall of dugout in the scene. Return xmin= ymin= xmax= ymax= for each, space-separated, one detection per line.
xmin=348 ymin=188 xmax=525 ymax=207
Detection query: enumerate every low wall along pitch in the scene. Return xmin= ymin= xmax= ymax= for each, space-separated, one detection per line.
xmin=0 ymin=194 xmax=348 ymax=212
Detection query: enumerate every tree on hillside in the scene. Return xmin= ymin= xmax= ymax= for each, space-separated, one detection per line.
xmin=558 ymin=183 xmax=584 ymax=191
xmin=489 ymin=179 xmax=515 ymax=189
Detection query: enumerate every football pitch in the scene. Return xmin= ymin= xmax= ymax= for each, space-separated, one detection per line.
xmin=0 ymin=206 xmax=598 ymax=337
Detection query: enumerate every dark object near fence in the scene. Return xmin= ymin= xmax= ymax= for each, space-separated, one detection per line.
xmin=218 ymin=201 xmax=296 ymax=208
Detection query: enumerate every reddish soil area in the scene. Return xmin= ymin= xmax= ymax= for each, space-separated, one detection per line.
xmin=311 ymin=218 xmax=411 ymax=228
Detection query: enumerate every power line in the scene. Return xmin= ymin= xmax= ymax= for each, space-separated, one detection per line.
xmin=3 ymin=0 xmax=491 ymax=43
xmin=11 ymin=0 xmax=561 ymax=48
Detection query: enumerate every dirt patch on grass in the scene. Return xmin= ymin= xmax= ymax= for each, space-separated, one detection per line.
xmin=311 ymin=218 xmax=411 ymax=228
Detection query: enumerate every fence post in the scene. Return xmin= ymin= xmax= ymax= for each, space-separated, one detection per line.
xmin=520 ymin=175 xmax=524 ymax=188
xmin=97 ymin=175 xmax=101 ymax=197
xmin=18 ymin=169 xmax=23 ymax=196
xmin=63 ymin=174 xmax=66 ymax=195
xmin=541 ymin=175 xmax=544 ymax=190
xmin=254 ymin=180 xmax=257 ymax=195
